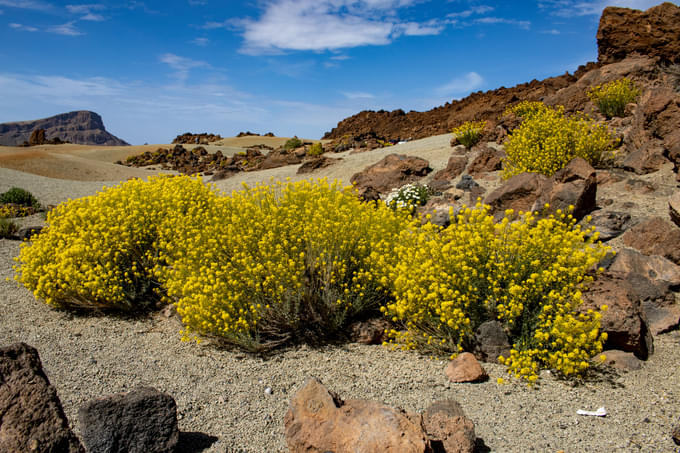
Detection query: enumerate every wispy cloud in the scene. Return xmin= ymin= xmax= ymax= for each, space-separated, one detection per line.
xmin=191 ymin=37 xmax=209 ymax=46
xmin=47 ymin=21 xmax=83 ymax=35
xmin=540 ymin=28 xmax=561 ymax=35
xmin=234 ymin=0 xmax=449 ymax=54
xmin=159 ymin=53 xmax=209 ymax=81
xmin=66 ymin=4 xmax=106 ymax=21
xmin=447 ymin=5 xmax=494 ymax=18
xmin=342 ymin=91 xmax=375 ymax=99
xmin=0 ymin=0 xmax=52 ymax=10
xmin=474 ymin=17 xmax=530 ymax=30
xmin=9 ymin=22 xmax=39 ymax=31
xmin=437 ymin=71 xmax=484 ymax=97
xmin=539 ymin=0 xmax=662 ymax=16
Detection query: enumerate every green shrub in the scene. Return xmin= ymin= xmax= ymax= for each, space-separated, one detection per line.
xmin=284 ymin=137 xmax=303 ymax=150
xmin=503 ymin=104 xmax=615 ymax=178
xmin=308 ymin=142 xmax=324 ymax=157
xmin=377 ymin=203 xmax=609 ymax=383
xmin=0 ymin=187 xmax=39 ymax=208
xmin=160 ymin=179 xmax=411 ymax=351
xmin=15 ymin=175 xmax=217 ymax=310
xmin=452 ymin=121 xmax=486 ymax=149
xmin=588 ymin=78 xmax=640 ymax=118
xmin=384 ymin=183 xmax=432 ymax=211
xmin=0 ymin=218 xmax=18 ymax=239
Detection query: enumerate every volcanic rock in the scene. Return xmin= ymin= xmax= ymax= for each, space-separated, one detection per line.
xmin=432 ymin=155 xmax=468 ymax=183
xmin=0 ymin=111 xmax=128 ymax=146
xmin=467 ymin=145 xmax=504 ymax=175
xmin=350 ymin=154 xmax=431 ymax=194
xmin=670 ymin=191 xmax=680 ymax=227
xmin=446 ymin=352 xmax=488 ymax=383
xmin=484 ymin=172 xmax=546 ymax=216
xmin=296 ymin=156 xmax=341 ymax=174
xmin=622 ymin=217 xmax=680 ymax=264
xmin=78 ymin=387 xmax=179 ymax=453
xmin=421 ymin=400 xmax=476 ymax=453
xmin=0 ymin=342 xmax=84 ymax=453
xmin=172 ymin=132 xmax=222 ymax=144
xmin=602 ymin=350 xmax=643 ymax=371
xmin=586 ymin=210 xmax=633 ymax=241
xmin=259 ymin=149 xmax=302 ymax=170
xmin=473 ymin=320 xmax=511 ymax=363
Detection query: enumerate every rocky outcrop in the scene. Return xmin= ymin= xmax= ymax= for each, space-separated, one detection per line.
xmin=622 ymin=217 xmax=680 ymax=264
xmin=0 ymin=111 xmax=128 ymax=146
xmin=172 ymin=132 xmax=222 ymax=145
xmin=597 ymin=2 xmax=680 ymax=64
xmin=350 ymin=154 xmax=432 ymax=194
xmin=0 ymin=343 xmax=84 ymax=453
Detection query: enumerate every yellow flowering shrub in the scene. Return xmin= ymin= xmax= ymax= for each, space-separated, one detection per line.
xmin=503 ymin=100 xmax=550 ymax=119
xmin=378 ymin=202 xmax=609 ymax=382
xmin=452 ymin=120 xmax=486 ymax=149
xmin=15 ymin=175 xmax=217 ymax=310
xmin=588 ymin=78 xmax=640 ymax=118
xmin=160 ymin=179 xmax=411 ymax=351
xmin=503 ymin=103 xmax=615 ymax=178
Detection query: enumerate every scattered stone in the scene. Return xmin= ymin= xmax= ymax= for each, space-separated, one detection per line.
xmin=669 ymin=191 xmax=680 ymax=228
xmin=259 ymin=149 xmax=303 ymax=170
xmin=622 ymin=145 xmax=668 ymax=175
xmin=672 ymin=424 xmax=680 ymax=446
xmin=607 ymin=247 xmax=680 ymax=288
xmin=354 ymin=185 xmax=381 ymax=203
xmin=473 ymin=320 xmax=511 ymax=363
xmin=455 ymin=174 xmax=480 ymax=191
xmin=446 ymin=352 xmax=488 ymax=383
xmin=284 ymin=378 xmax=430 ymax=453
xmin=580 ymin=273 xmax=653 ymax=360
xmin=596 ymin=170 xmax=625 ymax=186
xmin=421 ymin=400 xmax=476 ymax=453
xmin=350 ymin=154 xmax=432 ymax=194
xmin=467 ymin=145 xmax=504 ymax=175
xmin=602 ymin=349 xmax=643 ymax=371
xmin=432 ymin=155 xmax=468 ymax=182
xmin=0 ymin=342 xmax=84 ymax=453
xmin=296 ymin=156 xmax=340 ymax=174
xmin=533 ymin=157 xmax=597 ymax=221
xmin=484 ymin=172 xmax=546 ymax=215
xmin=624 ymin=177 xmax=658 ymax=193
xmin=78 ymin=387 xmax=179 ymax=453
xmin=14 ymin=226 xmax=44 ymax=241
xmin=586 ymin=210 xmax=632 ymax=241
xmin=418 ymin=200 xmax=457 ymax=228
xmin=172 ymin=132 xmax=222 ymax=145
xmin=349 ymin=318 xmax=391 ymax=345
xmin=622 ymin=217 xmax=680 ymax=264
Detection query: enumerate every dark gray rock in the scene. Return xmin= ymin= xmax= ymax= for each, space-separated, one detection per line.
xmin=0 ymin=342 xmax=84 ymax=453
xmin=473 ymin=321 xmax=511 ymax=363
xmin=78 ymin=387 xmax=179 ymax=453
xmin=586 ymin=210 xmax=632 ymax=241
xmin=15 ymin=226 xmax=44 ymax=241
xmin=455 ymin=175 xmax=480 ymax=191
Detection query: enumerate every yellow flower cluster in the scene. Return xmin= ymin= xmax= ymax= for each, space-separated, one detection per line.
xmin=159 ymin=178 xmax=411 ymax=351
xmin=452 ymin=120 xmax=487 ymax=149
xmin=503 ymin=103 xmax=615 ymax=178
xmin=588 ymin=78 xmax=640 ymax=118
xmin=15 ymin=175 xmax=216 ymax=310
xmin=503 ymin=101 xmax=550 ymax=119
xmin=0 ymin=204 xmax=35 ymax=218
xmin=378 ymin=202 xmax=609 ymax=381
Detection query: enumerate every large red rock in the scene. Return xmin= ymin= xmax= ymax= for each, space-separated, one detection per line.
xmin=350 ymin=154 xmax=431 ymax=194
xmin=432 ymin=155 xmax=468 ymax=182
xmin=581 ymin=274 xmax=653 ymax=360
xmin=597 ymin=2 xmax=680 ymax=65
xmin=0 ymin=343 xmax=84 ymax=453
xmin=622 ymin=217 xmax=680 ymax=264
xmin=284 ymin=378 xmax=476 ymax=453
xmin=467 ymin=145 xmax=504 ymax=175
xmin=446 ymin=352 xmax=488 ymax=383
xmin=484 ymin=172 xmax=546 ymax=216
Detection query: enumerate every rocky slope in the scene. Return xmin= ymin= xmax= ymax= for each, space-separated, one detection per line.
xmin=0 ymin=111 xmax=129 ymax=146
xmin=324 ymin=2 xmax=680 ymax=144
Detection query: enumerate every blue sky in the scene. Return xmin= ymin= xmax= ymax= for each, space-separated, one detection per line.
xmin=0 ymin=0 xmax=669 ymax=144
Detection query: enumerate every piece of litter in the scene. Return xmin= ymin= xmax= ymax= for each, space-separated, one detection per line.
xmin=576 ymin=407 xmax=607 ymax=417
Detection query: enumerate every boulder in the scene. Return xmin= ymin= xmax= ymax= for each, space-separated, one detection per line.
xmin=78 ymin=387 xmax=179 ymax=453
xmin=258 ymin=149 xmax=302 ymax=170
xmin=673 ymin=423 xmax=680 ymax=446
xmin=669 ymin=191 xmax=680 ymax=227
xmin=455 ymin=174 xmax=480 ymax=192
xmin=432 ymin=155 xmax=468 ymax=182
xmin=472 ymin=320 xmax=511 ymax=363
xmin=297 ymin=156 xmax=340 ymax=174
xmin=597 ymin=2 xmax=680 ymax=64
xmin=0 ymin=343 xmax=84 ymax=453
xmin=350 ymin=154 xmax=432 ymax=194
xmin=284 ymin=378 xmax=429 ymax=453
xmin=15 ymin=226 xmax=44 ymax=241
xmin=622 ymin=144 xmax=668 ymax=174
xmin=580 ymin=274 xmax=653 ymax=360
xmin=467 ymin=145 xmax=504 ymax=175
xmin=602 ymin=350 xmax=643 ymax=371
xmin=445 ymin=352 xmax=488 ymax=383
xmin=586 ymin=210 xmax=632 ymax=241
xmin=607 ymin=247 xmax=680 ymax=288
xmin=622 ymin=217 xmax=680 ymax=264
xmin=284 ymin=378 xmax=476 ymax=453
xmin=349 ymin=318 xmax=391 ymax=345
xmin=484 ymin=172 xmax=546 ymax=216
xmin=421 ymin=400 xmax=476 ymax=453
xmin=532 ymin=157 xmax=597 ymax=221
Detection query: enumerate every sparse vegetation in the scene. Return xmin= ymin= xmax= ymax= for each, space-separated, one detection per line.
xmin=284 ymin=137 xmax=303 ymax=150
xmin=452 ymin=121 xmax=487 ymax=149
xmin=308 ymin=142 xmax=324 ymax=157
xmin=588 ymin=78 xmax=641 ymax=118
xmin=0 ymin=218 xmax=18 ymax=238
xmin=0 ymin=187 xmax=39 ymax=208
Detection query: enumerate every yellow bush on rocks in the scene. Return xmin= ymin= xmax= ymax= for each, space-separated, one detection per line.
xmin=159 ymin=179 xmax=411 ymax=351
xmin=377 ymin=202 xmax=609 ymax=382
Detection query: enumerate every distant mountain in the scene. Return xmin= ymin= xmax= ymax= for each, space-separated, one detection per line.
xmin=0 ymin=111 xmax=129 ymax=146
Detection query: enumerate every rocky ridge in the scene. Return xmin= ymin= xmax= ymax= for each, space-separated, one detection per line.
xmin=0 ymin=111 xmax=128 ymax=147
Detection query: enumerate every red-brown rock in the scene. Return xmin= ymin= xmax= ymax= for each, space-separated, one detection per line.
xmin=534 ymin=158 xmax=597 ymax=221
xmin=284 ymin=378 xmax=429 ymax=453
xmin=421 ymin=400 xmax=476 ymax=453
xmin=433 ymin=155 xmax=468 ymax=182
xmin=446 ymin=352 xmax=488 ymax=383
xmin=597 ymin=3 xmax=680 ymax=64
xmin=622 ymin=217 xmax=680 ymax=264
xmin=602 ymin=350 xmax=643 ymax=371
xmin=349 ymin=318 xmax=391 ymax=345
xmin=350 ymin=154 xmax=431 ymax=194
xmin=258 ymin=149 xmax=303 ymax=170
xmin=467 ymin=145 xmax=504 ymax=175
xmin=484 ymin=172 xmax=546 ymax=216
xmin=0 ymin=343 xmax=84 ymax=453
xmin=669 ymin=191 xmax=680 ymax=227
xmin=296 ymin=156 xmax=341 ymax=174
xmin=580 ymin=274 xmax=653 ymax=360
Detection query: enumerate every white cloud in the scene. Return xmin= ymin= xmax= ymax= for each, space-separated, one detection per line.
xmin=447 ymin=5 xmax=494 ymax=18
xmin=47 ymin=21 xmax=83 ymax=35
xmin=159 ymin=53 xmax=209 ymax=81
xmin=436 ymin=71 xmax=484 ymax=97
xmin=235 ymin=0 xmax=448 ymax=54
xmin=191 ymin=37 xmax=209 ymax=46
xmin=539 ymin=0 xmax=664 ymax=16
xmin=474 ymin=16 xmax=531 ymax=30
xmin=540 ymin=28 xmax=561 ymax=35
xmin=0 ymin=0 xmax=51 ymax=10
xmin=9 ymin=22 xmax=39 ymax=31
xmin=67 ymin=4 xmax=106 ymax=21
xmin=342 ymin=91 xmax=375 ymax=99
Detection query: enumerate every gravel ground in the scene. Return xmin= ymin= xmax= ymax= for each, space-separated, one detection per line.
xmin=1 ymin=136 xmax=680 ymax=452
xmin=2 ymin=239 xmax=679 ymax=452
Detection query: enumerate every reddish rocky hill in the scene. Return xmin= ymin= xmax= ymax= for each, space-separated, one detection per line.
xmin=0 ymin=111 xmax=129 ymax=146
xmin=323 ymin=2 xmax=680 ymax=143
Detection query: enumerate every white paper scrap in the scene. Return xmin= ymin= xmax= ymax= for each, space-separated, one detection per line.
xmin=576 ymin=407 xmax=607 ymax=417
